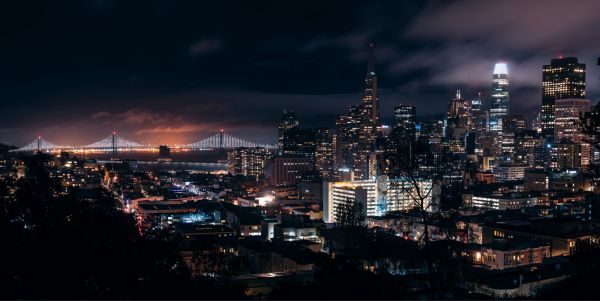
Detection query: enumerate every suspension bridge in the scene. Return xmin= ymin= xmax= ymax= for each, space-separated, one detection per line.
xmin=13 ymin=130 xmax=275 ymax=152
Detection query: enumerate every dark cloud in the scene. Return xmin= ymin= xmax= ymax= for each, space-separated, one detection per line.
xmin=189 ymin=38 xmax=222 ymax=56
xmin=0 ymin=0 xmax=599 ymax=146
xmin=406 ymin=0 xmax=600 ymax=52
xmin=396 ymin=0 xmax=600 ymax=108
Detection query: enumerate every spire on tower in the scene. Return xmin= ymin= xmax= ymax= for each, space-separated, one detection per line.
xmin=367 ymin=43 xmax=375 ymax=76
xmin=456 ymin=89 xmax=461 ymax=99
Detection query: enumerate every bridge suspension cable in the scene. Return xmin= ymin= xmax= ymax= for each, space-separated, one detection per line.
xmin=14 ymin=137 xmax=64 ymax=152
xmin=84 ymin=133 xmax=144 ymax=149
xmin=187 ymin=130 xmax=275 ymax=149
xmin=13 ymin=131 xmax=274 ymax=152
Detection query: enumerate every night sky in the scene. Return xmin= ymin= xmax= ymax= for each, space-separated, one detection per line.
xmin=1 ymin=0 xmax=599 ymax=146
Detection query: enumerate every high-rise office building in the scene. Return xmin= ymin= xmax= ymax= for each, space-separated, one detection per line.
xmin=542 ymin=57 xmax=586 ymax=143
xmin=470 ymin=92 xmax=490 ymax=156
xmin=554 ymin=98 xmax=591 ymax=143
xmin=488 ymin=63 xmax=510 ymax=159
xmin=266 ymin=156 xmax=314 ymax=186
xmin=490 ymin=63 xmax=510 ymax=133
xmin=502 ymin=115 xmax=527 ymax=134
xmin=514 ymin=130 xmax=545 ymax=168
xmin=446 ymin=90 xmax=472 ymax=153
xmin=335 ymin=44 xmax=381 ymax=181
xmin=314 ymin=128 xmax=334 ymax=180
xmin=393 ymin=104 xmax=417 ymax=138
xmin=498 ymin=115 xmax=527 ymax=157
xmin=550 ymin=142 xmax=589 ymax=171
xmin=334 ymin=105 xmax=361 ymax=179
xmin=227 ymin=147 xmax=272 ymax=179
xmin=361 ymin=43 xmax=380 ymax=129
xmin=280 ymin=128 xmax=316 ymax=159
xmin=380 ymin=105 xmax=418 ymax=176
xmin=277 ymin=110 xmax=300 ymax=151
xmin=471 ymin=92 xmax=482 ymax=114
xmin=355 ymin=44 xmax=381 ymax=180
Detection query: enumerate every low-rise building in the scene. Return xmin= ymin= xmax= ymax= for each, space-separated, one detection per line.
xmin=273 ymin=215 xmax=320 ymax=243
xmin=524 ymin=170 xmax=549 ymax=191
xmin=470 ymin=258 xmax=573 ymax=298
xmin=471 ymin=193 xmax=545 ymax=210
xmin=493 ymin=165 xmax=527 ymax=182
xmin=482 ymin=218 xmax=598 ymax=256
xmin=471 ymin=239 xmax=551 ymax=270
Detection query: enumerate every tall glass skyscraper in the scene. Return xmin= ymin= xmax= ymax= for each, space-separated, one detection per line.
xmin=277 ymin=109 xmax=299 ymax=152
xmin=541 ymin=57 xmax=586 ymax=143
xmin=490 ymin=63 xmax=509 ymax=134
xmin=393 ymin=104 xmax=416 ymax=133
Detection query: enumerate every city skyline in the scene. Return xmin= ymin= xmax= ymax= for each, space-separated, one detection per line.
xmin=4 ymin=2 xmax=600 ymax=299
xmin=1 ymin=0 xmax=600 ymax=147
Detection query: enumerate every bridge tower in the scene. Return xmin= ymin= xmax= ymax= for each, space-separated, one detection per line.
xmin=219 ymin=129 xmax=224 ymax=149
xmin=37 ymin=136 xmax=41 ymax=152
xmin=111 ymin=131 xmax=117 ymax=158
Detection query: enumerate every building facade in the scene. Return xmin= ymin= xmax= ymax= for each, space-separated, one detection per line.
xmin=266 ymin=156 xmax=314 ymax=186
xmin=554 ymin=98 xmax=591 ymax=143
xmin=227 ymin=147 xmax=272 ymax=179
xmin=334 ymin=44 xmax=382 ymax=181
xmin=323 ymin=175 xmax=433 ymax=223
xmin=277 ymin=110 xmax=300 ymax=151
xmin=490 ymin=63 xmax=510 ymax=135
xmin=471 ymin=194 xmax=543 ymax=210
xmin=541 ymin=57 xmax=586 ymax=143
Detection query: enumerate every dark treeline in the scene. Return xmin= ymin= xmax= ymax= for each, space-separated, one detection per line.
xmin=0 ymin=153 xmax=245 ymax=299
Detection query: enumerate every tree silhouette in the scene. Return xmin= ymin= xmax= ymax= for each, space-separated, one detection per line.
xmin=335 ymin=198 xmax=366 ymax=228
xmin=392 ymin=143 xmax=468 ymax=298
xmin=581 ymin=103 xmax=600 ymax=173
xmin=0 ymin=153 xmax=246 ymax=299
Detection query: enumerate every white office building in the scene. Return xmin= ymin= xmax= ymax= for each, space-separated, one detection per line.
xmin=471 ymin=194 xmax=543 ymax=211
xmin=323 ymin=175 xmax=433 ymax=223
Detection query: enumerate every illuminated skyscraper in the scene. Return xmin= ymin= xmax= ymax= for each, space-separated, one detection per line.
xmin=384 ymin=104 xmax=417 ymax=175
xmin=277 ymin=109 xmax=300 ymax=152
xmin=362 ymin=43 xmax=380 ymax=128
xmin=445 ymin=89 xmax=472 ymax=153
xmin=227 ymin=147 xmax=272 ymax=179
xmin=541 ymin=57 xmax=586 ymax=143
xmin=470 ymin=92 xmax=488 ymax=140
xmin=333 ymin=44 xmax=382 ymax=181
xmin=554 ymin=98 xmax=591 ymax=143
xmin=356 ymin=44 xmax=381 ymax=180
xmin=488 ymin=63 xmax=510 ymax=158
xmin=490 ymin=63 xmax=509 ymax=133
xmin=314 ymin=127 xmax=334 ymax=180
xmin=393 ymin=104 xmax=416 ymax=137
xmin=471 ymin=92 xmax=482 ymax=114
xmin=334 ymin=105 xmax=361 ymax=180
